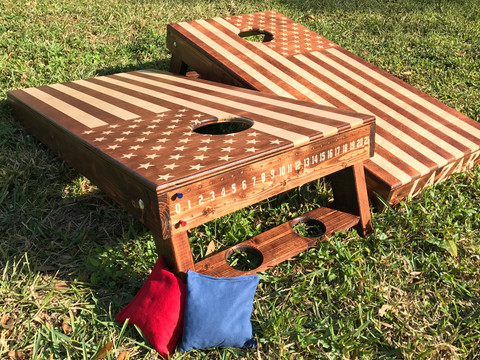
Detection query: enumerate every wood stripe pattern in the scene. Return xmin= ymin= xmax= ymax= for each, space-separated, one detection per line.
xmin=167 ymin=11 xmax=480 ymax=205
xmin=8 ymin=70 xmax=374 ymax=191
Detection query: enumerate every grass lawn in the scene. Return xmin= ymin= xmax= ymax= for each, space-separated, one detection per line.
xmin=1 ymin=0 xmax=480 ymax=359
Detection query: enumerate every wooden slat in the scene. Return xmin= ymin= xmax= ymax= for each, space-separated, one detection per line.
xmin=195 ymin=207 xmax=360 ymax=277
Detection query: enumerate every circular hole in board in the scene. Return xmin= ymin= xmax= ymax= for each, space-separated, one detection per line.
xmin=226 ymin=245 xmax=263 ymax=271
xmin=192 ymin=117 xmax=254 ymax=135
xmin=238 ymin=28 xmax=274 ymax=43
xmin=291 ymin=217 xmax=326 ymax=238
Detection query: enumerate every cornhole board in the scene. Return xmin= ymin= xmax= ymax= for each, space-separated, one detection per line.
xmin=166 ymin=11 xmax=480 ymax=208
xmin=7 ymin=70 xmax=375 ymax=279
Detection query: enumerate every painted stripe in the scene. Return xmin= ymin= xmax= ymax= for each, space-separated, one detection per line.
xmin=23 ymin=87 xmax=107 ymax=128
xmin=95 ymin=74 xmax=310 ymax=145
xmin=369 ymin=154 xmax=412 ymax=184
xmin=294 ymin=54 xmax=452 ymax=167
xmin=313 ymin=51 xmax=477 ymax=153
xmin=178 ymin=21 xmax=295 ymax=99
xmin=73 ymin=79 xmax=171 ymax=114
xmin=213 ymin=18 xmax=342 ymax=107
xmin=375 ymin=137 xmax=431 ymax=176
xmin=327 ymin=48 xmax=480 ymax=144
xmin=138 ymin=70 xmax=366 ymax=127
xmin=115 ymin=72 xmax=341 ymax=137
xmin=197 ymin=19 xmax=332 ymax=106
xmin=49 ymin=83 xmax=140 ymax=120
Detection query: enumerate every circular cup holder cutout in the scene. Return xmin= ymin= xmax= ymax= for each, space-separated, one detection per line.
xmin=238 ymin=28 xmax=274 ymax=43
xmin=291 ymin=217 xmax=326 ymax=239
xmin=192 ymin=117 xmax=254 ymax=135
xmin=226 ymin=245 xmax=263 ymax=271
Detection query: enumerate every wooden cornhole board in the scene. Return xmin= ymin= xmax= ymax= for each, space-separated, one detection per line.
xmin=7 ymin=70 xmax=375 ymax=279
xmin=166 ymin=11 xmax=480 ymax=208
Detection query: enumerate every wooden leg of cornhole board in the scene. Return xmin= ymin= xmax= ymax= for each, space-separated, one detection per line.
xmin=169 ymin=54 xmax=188 ymax=76
xmin=153 ymin=231 xmax=194 ymax=282
xmin=328 ymin=163 xmax=372 ymax=237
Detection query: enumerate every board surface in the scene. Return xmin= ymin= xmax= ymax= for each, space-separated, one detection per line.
xmin=167 ymin=11 xmax=480 ymax=206
xmin=7 ymin=70 xmax=374 ymax=239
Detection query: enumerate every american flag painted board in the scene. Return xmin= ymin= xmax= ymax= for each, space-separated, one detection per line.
xmin=7 ymin=70 xmax=375 ymax=237
xmin=167 ymin=11 xmax=480 ymax=207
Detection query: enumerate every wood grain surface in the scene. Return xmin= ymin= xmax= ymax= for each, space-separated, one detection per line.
xmin=167 ymin=11 xmax=480 ymax=207
xmin=195 ymin=206 xmax=360 ymax=277
xmin=7 ymin=69 xmax=374 ymax=276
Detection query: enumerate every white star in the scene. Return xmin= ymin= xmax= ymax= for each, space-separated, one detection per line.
xmin=193 ymin=114 xmax=203 ymax=117
xmin=122 ymin=131 xmax=133 ymax=135
xmin=270 ymin=139 xmax=283 ymax=144
xmin=167 ymin=125 xmax=177 ymax=129
xmin=94 ymin=137 xmax=106 ymax=142
xmin=147 ymin=125 xmax=158 ymax=129
xmin=109 ymin=124 xmax=119 ymax=128
xmin=151 ymin=145 xmax=164 ymax=151
xmin=170 ymin=154 xmax=184 ymax=160
xmin=158 ymin=173 xmax=173 ymax=181
xmin=134 ymin=119 xmax=145 ymax=123
xmin=107 ymin=144 xmax=120 ymax=150
xmin=146 ymin=153 xmax=159 ymax=159
xmin=190 ymin=164 xmax=205 ymax=170
xmin=282 ymin=52 xmax=288 ymax=55
xmin=102 ymin=130 xmax=113 ymax=135
xmin=223 ymin=139 xmax=236 ymax=144
xmin=164 ymin=163 xmax=179 ymax=170
xmin=152 ymin=119 xmax=163 ymax=123
xmin=170 ymin=119 xmax=181 ymax=123
xmin=122 ymin=153 xmax=136 ymax=159
xmin=142 ymin=131 xmax=153 ymax=135
xmin=135 ymin=137 xmax=147 ymax=142
xmin=221 ymin=147 xmax=234 ymax=152
xmin=179 ymin=109 xmax=187 ymax=112
xmin=306 ymin=47 xmax=312 ymax=51
xmin=128 ymin=124 xmax=138 ymax=128
xmin=201 ymin=138 xmax=213 ymax=143
xmin=198 ymin=146 xmax=210 ymax=152
xmin=179 ymin=138 xmax=191 ymax=143
xmin=156 ymin=113 xmax=166 ymax=117
xmin=156 ymin=138 xmax=170 ymax=143
xmin=83 ymin=130 xmax=94 ymax=134
xmin=245 ymin=147 xmax=258 ymax=153
xmin=138 ymin=162 xmax=154 ymax=169
xmin=246 ymin=139 xmax=259 ymax=144
xmin=194 ymin=154 xmax=208 ymax=161
xmin=183 ymin=131 xmax=193 ymax=136
xmin=162 ymin=131 xmax=172 ymax=135
xmin=248 ymin=132 xmax=258 ymax=137
xmin=129 ymin=145 xmax=142 ymax=150
xmin=175 ymin=114 xmax=185 ymax=117
xmin=115 ymin=137 xmax=126 ymax=142
xmin=219 ymin=155 xmax=233 ymax=161
xmin=192 ymin=119 xmax=202 ymax=125
xmin=174 ymin=146 xmax=187 ymax=151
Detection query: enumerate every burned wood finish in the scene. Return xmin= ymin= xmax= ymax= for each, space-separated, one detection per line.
xmin=195 ymin=207 xmax=359 ymax=277
xmin=7 ymin=70 xmax=375 ymax=278
xmin=167 ymin=11 xmax=480 ymax=207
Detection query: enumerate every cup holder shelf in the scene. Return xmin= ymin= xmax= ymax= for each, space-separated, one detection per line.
xmin=195 ymin=207 xmax=360 ymax=277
